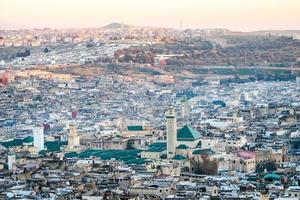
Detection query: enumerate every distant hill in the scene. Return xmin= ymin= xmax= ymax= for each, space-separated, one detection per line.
xmin=248 ymin=30 xmax=300 ymax=35
xmin=101 ymin=22 xmax=132 ymax=30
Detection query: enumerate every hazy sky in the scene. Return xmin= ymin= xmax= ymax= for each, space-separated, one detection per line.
xmin=1 ymin=0 xmax=300 ymax=31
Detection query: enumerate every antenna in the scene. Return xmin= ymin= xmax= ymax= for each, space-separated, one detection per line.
xmin=179 ymin=20 xmax=183 ymax=30
xmin=121 ymin=21 xmax=124 ymax=30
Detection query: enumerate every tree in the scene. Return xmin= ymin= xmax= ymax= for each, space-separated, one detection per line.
xmin=190 ymin=155 xmax=218 ymax=175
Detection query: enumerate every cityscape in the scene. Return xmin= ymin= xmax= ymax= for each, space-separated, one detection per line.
xmin=1 ymin=0 xmax=300 ymax=199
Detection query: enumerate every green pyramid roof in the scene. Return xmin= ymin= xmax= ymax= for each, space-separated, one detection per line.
xmin=177 ymin=125 xmax=201 ymax=141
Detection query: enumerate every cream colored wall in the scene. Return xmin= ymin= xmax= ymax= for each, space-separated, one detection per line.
xmin=175 ymin=149 xmax=192 ymax=158
xmin=121 ymin=130 xmax=151 ymax=137
xmin=271 ymin=152 xmax=283 ymax=163
xmin=177 ymin=140 xmax=198 ymax=149
xmin=201 ymin=138 xmax=218 ymax=149
xmin=241 ymin=158 xmax=256 ymax=173
xmin=130 ymin=187 xmax=173 ymax=196
xmin=141 ymin=151 xmax=161 ymax=159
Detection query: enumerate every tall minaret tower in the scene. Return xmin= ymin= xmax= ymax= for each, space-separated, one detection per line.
xmin=166 ymin=107 xmax=177 ymax=159
xmin=68 ymin=124 xmax=80 ymax=149
xmin=33 ymin=126 xmax=44 ymax=152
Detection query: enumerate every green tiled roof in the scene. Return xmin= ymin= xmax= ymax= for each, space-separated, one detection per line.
xmin=173 ymin=155 xmax=187 ymax=160
xmin=192 ymin=148 xmax=215 ymax=155
xmin=0 ymin=136 xmax=67 ymax=153
xmin=23 ymin=136 xmax=34 ymax=143
xmin=0 ymin=136 xmax=33 ymax=148
xmin=65 ymin=152 xmax=80 ymax=158
xmin=147 ymin=142 xmax=166 ymax=152
xmin=65 ymin=149 xmax=143 ymax=164
xmin=177 ymin=125 xmax=201 ymax=141
xmin=264 ymin=173 xmax=281 ymax=180
xmin=45 ymin=141 xmax=67 ymax=152
xmin=176 ymin=144 xmax=190 ymax=149
xmin=127 ymin=125 xmax=144 ymax=131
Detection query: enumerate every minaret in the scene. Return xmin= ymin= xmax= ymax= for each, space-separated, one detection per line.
xmin=181 ymin=100 xmax=189 ymax=118
xmin=7 ymin=152 xmax=16 ymax=171
xmin=166 ymin=107 xmax=177 ymax=159
xmin=33 ymin=126 xmax=44 ymax=152
xmin=68 ymin=124 xmax=80 ymax=149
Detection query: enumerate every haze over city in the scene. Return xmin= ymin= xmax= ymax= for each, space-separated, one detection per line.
xmin=2 ymin=0 xmax=300 ymax=199
xmin=1 ymin=0 xmax=300 ymax=31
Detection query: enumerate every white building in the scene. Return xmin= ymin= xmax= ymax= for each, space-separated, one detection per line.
xmin=285 ymin=186 xmax=300 ymax=198
xmin=33 ymin=126 xmax=44 ymax=152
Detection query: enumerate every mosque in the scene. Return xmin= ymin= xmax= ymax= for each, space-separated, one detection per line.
xmin=142 ymin=107 xmax=217 ymax=160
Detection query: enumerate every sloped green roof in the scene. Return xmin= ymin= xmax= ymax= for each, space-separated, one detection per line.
xmin=264 ymin=173 xmax=281 ymax=180
xmin=0 ymin=136 xmax=67 ymax=153
xmin=65 ymin=152 xmax=79 ymax=158
xmin=127 ymin=125 xmax=144 ymax=131
xmin=0 ymin=136 xmax=33 ymax=148
xmin=65 ymin=149 xmax=142 ymax=164
xmin=176 ymin=144 xmax=190 ymax=149
xmin=192 ymin=148 xmax=215 ymax=155
xmin=173 ymin=155 xmax=187 ymax=160
xmin=147 ymin=142 xmax=166 ymax=152
xmin=45 ymin=141 xmax=67 ymax=152
xmin=177 ymin=125 xmax=201 ymax=141
xmin=23 ymin=136 xmax=34 ymax=143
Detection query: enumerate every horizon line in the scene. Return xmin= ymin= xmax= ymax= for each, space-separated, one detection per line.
xmin=1 ymin=22 xmax=300 ymax=33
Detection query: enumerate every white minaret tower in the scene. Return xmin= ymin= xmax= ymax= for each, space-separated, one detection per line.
xmin=33 ymin=126 xmax=44 ymax=152
xmin=7 ymin=152 xmax=16 ymax=171
xmin=166 ymin=106 xmax=177 ymax=159
xmin=181 ymin=100 xmax=189 ymax=118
